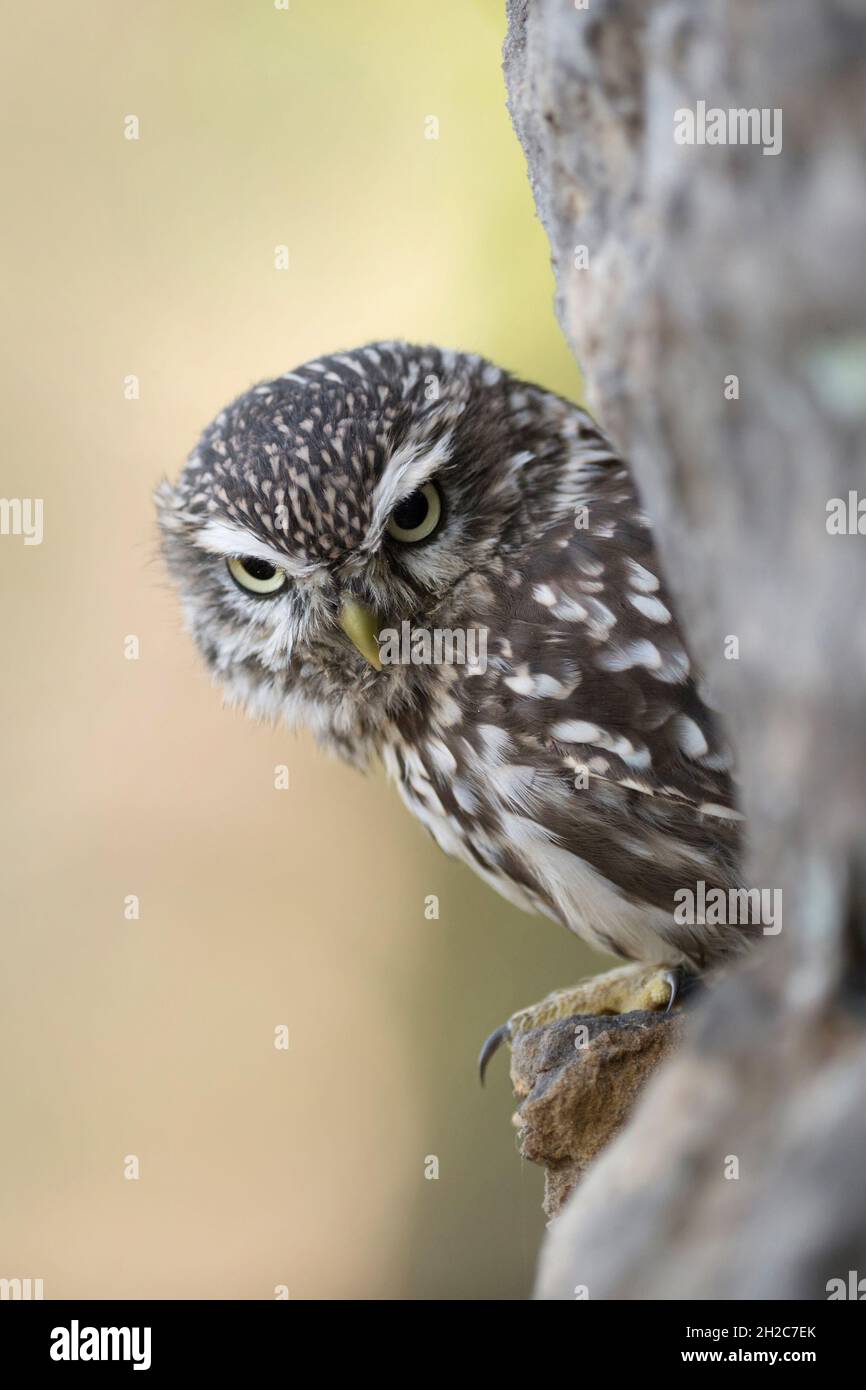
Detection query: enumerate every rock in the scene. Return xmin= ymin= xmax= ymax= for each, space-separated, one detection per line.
xmin=511 ymin=1009 xmax=685 ymax=1217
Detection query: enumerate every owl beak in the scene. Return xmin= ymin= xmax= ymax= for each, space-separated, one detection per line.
xmin=338 ymin=597 xmax=382 ymax=670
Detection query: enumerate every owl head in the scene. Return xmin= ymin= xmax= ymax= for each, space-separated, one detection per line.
xmin=156 ymin=341 xmax=578 ymax=761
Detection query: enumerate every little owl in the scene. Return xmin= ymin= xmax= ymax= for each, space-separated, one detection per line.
xmin=156 ymin=342 xmax=749 ymax=1074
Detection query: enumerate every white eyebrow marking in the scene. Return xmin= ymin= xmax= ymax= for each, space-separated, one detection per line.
xmin=363 ymin=430 xmax=454 ymax=549
xmin=193 ymin=519 xmax=319 ymax=578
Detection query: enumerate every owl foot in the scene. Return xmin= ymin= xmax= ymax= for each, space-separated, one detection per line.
xmin=478 ymin=961 xmax=693 ymax=1084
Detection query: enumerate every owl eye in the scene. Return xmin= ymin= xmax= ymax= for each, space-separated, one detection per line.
xmin=226 ymin=555 xmax=288 ymax=595
xmin=386 ymin=482 xmax=442 ymax=543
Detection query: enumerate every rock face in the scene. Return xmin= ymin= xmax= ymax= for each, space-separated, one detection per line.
xmin=504 ymin=0 xmax=866 ymax=1299
xmin=512 ymin=1010 xmax=684 ymax=1218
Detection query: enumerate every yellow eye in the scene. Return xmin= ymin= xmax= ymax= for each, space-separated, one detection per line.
xmin=227 ymin=555 xmax=288 ymax=595
xmin=386 ymin=482 xmax=442 ymax=543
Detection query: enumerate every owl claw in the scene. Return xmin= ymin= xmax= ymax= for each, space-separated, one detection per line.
xmin=478 ymin=1023 xmax=511 ymax=1086
xmin=662 ymin=965 xmax=702 ymax=1012
xmin=479 ymin=965 xmax=698 ymax=1085
xmin=663 ymin=967 xmax=680 ymax=1012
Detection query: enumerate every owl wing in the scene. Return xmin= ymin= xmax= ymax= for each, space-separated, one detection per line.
xmin=443 ymin=471 xmax=748 ymax=964
xmin=509 ymin=507 xmax=739 ymax=806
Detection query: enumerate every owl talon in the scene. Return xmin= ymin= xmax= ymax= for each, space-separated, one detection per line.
xmin=664 ymin=966 xmax=702 ymax=1012
xmin=663 ymin=967 xmax=680 ymax=1012
xmin=478 ymin=1023 xmax=511 ymax=1086
xmin=480 ymin=963 xmax=690 ymax=1086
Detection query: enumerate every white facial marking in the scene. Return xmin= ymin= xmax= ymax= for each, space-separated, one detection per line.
xmin=194 ymin=520 xmax=316 ymax=578
xmin=365 ymin=432 xmax=454 ymax=546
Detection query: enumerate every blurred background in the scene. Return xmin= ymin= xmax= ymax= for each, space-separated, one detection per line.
xmin=0 ymin=0 xmax=606 ymax=1298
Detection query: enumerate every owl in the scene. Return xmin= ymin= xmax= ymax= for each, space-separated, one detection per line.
xmin=156 ymin=341 xmax=749 ymax=1064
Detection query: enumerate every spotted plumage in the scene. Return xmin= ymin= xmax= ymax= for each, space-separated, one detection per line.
xmin=157 ymin=341 xmax=749 ymax=971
